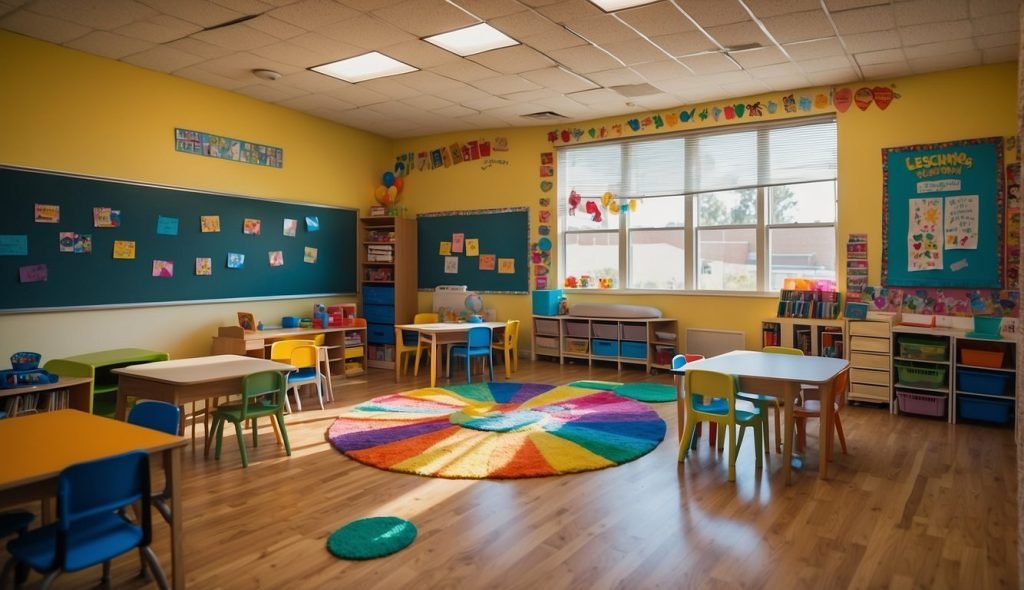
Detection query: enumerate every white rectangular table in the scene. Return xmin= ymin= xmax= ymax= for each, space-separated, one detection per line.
xmin=672 ymin=350 xmax=849 ymax=484
xmin=393 ymin=322 xmax=506 ymax=387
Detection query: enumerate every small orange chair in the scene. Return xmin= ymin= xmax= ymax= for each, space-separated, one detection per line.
xmin=794 ymin=368 xmax=850 ymax=458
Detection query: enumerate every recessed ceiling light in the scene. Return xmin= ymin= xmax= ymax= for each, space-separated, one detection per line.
xmin=587 ymin=0 xmax=659 ymax=12
xmin=310 ymin=52 xmax=417 ymax=83
xmin=423 ymin=23 xmax=518 ymax=57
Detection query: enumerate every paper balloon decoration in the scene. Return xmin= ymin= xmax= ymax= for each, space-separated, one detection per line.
xmin=387 ymin=186 xmax=398 ymax=202
xmin=383 ymin=171 xmax=395 ymax=187
xmin=393 ymin=176 xmax=404 ymax=192
xmin=601 ymin=191 xmax=613 ymax=208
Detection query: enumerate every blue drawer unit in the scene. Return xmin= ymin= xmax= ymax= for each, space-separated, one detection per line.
xmin=620 ymin=341 xmax=647 ymax=359
xmin=592 ymin=339 xmax=618 ymax=357
xmin=958 ymin=396 xmax=1013 ymax=425
xmin=366 ymin=323 xmax=396 ymax=345
xmin=363 ymin=285 xmax=394 ymax=305
xmin=363 ymin=304 xmax=395 ymax=324
xmin=958 ymin=368 xmax=1012 ymax=396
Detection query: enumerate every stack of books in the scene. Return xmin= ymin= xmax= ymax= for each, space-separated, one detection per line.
xmin=776 ymin=289 xmax=842 ymax=319
xmin=367 ymin=244 xmax=394 ymax=262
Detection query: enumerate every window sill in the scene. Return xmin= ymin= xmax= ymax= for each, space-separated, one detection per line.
xmin=561 ymin=288 xmax=778 ymax=298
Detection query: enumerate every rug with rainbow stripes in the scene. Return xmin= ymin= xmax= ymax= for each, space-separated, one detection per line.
xmin=326 ymin=382 xmax=666 ymax=479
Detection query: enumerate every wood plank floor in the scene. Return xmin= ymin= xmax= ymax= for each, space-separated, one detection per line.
xmin=29 ymin=358 xmax=1019 ymax=589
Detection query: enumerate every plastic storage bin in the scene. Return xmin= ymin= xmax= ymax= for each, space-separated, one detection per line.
xmin=896 ymin=390 xmax=947 ymax=417
xmin=620 ymin=341 xmax=646 ymax=359
xmin=592 ymin=323 xmax=618 ymax=339
xmin=957 ymin=396 xmax=1013 ymax=425
xmin=960 ymin=348 xmax=1005 ymax=368
xmin=532 ymin=289 xmax=563 ymax=316
xmin=565 ymin=338 xmax=589 ymax=354
xmin=565 ymin=321 xmax=589 ymax=337
xmin=896 ymin=362 xmax=947 ymax=388
xmin=535 ymin=336 xmax=558 ymax=350
xmin=534 ymin=318 xmax=559 ymax=336
xmin=620 ymin=324 xmax=647 ymax=341
xmin=362 ymin=285 xmax=394 ymax=305
xmin=957 ymin=369 xmax=1012 ymax=396
xmin=899 ymin=338 xmax=948 ymax=361
xmin=592 ymin=339 xmax=618 ymax=356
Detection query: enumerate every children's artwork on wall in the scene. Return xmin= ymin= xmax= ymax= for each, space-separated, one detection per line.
xmin=305 ymin=216 xmax=319 ymax=232
xmin=540 ymin=165 xmax=553 ymax=177
xmin=541 ymin=152 xmax=553 ymax=165
xmin=479 ymin=254 xmax=495 ymax=271
xmin=73 ymin=234 xmax=91 ymax=254
xmin=861 ymin=285 xmax=1019 ymax=318
xmin=439 ymin=241 xmax=451 ymax=256
xmin=907 ymin=197 xmax=942 ymax=271
xmin=156 ymin=215 xmax=178 ymax=236
xmin=540 ymin=181 xmax=552 ymax=192
xmin=195 ymin=257 xmax=212 ymax=275
xmin=18 ymin=264 xmax=46 ymax=283
xmin=539 ymin=211 xmax=550 ymax=224
xmin=943 ymin=195 xmax=978 ymax=249
xmin=112 ymin=240 xmax=135 ymax=260
xmin=152 ymin=260 xmax=173 ymax=278
xmin=227 ymin=252 xmax=244 ymax=269
xmin=174 ymin=128 xmax=283 ymax=169
xmin=268 ymin=251 xmax=284 ymax=267
xmin=283 ymin=218 xmax=297 ymax=237
xmin=1005 ymin=162 xmax=1020 ymax=289
xmin=444 ymin=256 xmax=458 ymax=274
xmin=452 ymin=233 xmax=464 ymax=253
xmin=93 ymin=207 xmax=121 ymax=228
xmin=200 ymin=215 xmax=220 ymax=232
xmin=243 ymin=218 xmax=261 ymax=235
xmin=58 ymin=232 xmax=74 ymax=253
xmin=0 ymin=235 xmax=27 ymax=256
xmin=465 ymin=239 xmax=479 ymax=256
xmin=498 ymin=258 xmax=514 ymax=274
xmin=34 ymin=204 xmax=59 ymax=223
xmin=304 ymin=247 xmax=317 ymax=263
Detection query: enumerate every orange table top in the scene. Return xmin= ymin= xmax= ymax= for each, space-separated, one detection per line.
xmin=0 ymin=409 xmax=186 ymax=492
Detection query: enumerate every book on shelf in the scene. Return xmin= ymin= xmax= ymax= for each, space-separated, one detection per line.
xmin=776 ymin=289 xmax=842 ymax=319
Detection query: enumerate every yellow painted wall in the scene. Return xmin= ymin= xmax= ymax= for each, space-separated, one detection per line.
xmin=0 ymin=32 xmax=391 ymax=361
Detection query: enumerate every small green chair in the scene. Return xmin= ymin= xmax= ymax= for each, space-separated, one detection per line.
xmin=211 ymin=370 xmax=291 ymax=468
xmin=678 ymin=369 xmax=763 ymax=482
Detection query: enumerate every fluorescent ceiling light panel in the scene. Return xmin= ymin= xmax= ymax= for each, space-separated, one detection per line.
xmin=424 ymin=23 xmax=518 ymax=56
xmin=311 ymin=52 xmax=417 ymax=83
xmin=588 ymin=0 xmax=659 ymax=11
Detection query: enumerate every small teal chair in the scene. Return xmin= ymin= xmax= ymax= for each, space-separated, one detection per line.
xmin=1 ymin=450 xmax=169 ymax=589
xmin=127 ymin=400 xmax=180 ymax=523
xmin=447 ymin=326 xmax=494 ymax=383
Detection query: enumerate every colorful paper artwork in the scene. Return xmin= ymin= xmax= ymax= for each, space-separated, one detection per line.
xmin=34 ymin=204 xmax=59 ymax=223
xmin=243 ymin=218 xmax=261 ymax=235
xmin=452 ymin=233 xmax=464 ymax=253
xmin=227 ymin=252 xmax=245 ymax=269
xmin=93 ymin=207 xmax=121 ymax=228
xmin=306 ymin=216 xmax=319 ymax=232
xmin=465 ymin=239 xmax=479 ymax=256
xmin=19 ymin=264 xmax=47 ymax=283
xmin=283 ymin=218 xmax=297 ymax=237
xmin=201 ymin=215 xmax=221 ymax=233
xmin=304 ymin=247 xmax=318 ymax=264
xmin=540 ymin=165 xmax=553 ymax=177
xmin=195 ymin=257 xmax=212 ymax=276
xmin=439 ymin=241 xmax=452 ymax=256
xmin=943 ymin=195 xmax=978 ymax=249
xmin=174 ymin=128 xmax=283 ymax=168
xmin=444 ymin=256 xmax=458 ymax=274
xmin=908 ymin=197 xmax=942 ymax=271
xmin=74 ymin=234 xmax=92 ymax=254
xmin=497 ymin=258 xmax=515 ymax=274
xmin=156 ymin=215 xmax=178 ymax=236
xmin=539 ymin=211 xmax=551 ymax=223
xmin=846 ymin=233 xmax=868 ymax=302
xmin=541 ymin=153 xmax=553 ymax=165
xmin=479 ymin=254 xmax=496 ymax=271
xmin=59 ymin=232 xmax=75 ymax=252
xmin=535 ymin=275 xmax=547 ymax=290
xmin=152 ymin=260 xmax=174 ymax=278
xmin=0 ymin=235 xmax=28 ymax=256
xmin=268 ymin=251 xmax=284 ymax=267
xmin=113 ymin=240 xmax=135 ymax=260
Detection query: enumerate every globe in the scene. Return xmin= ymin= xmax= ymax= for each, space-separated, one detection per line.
xmin=465 ymin=293 xmax=483 ymax=316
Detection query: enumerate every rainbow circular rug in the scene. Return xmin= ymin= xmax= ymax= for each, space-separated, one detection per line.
xmin=327 ymin=382 xmax=666 ymax=479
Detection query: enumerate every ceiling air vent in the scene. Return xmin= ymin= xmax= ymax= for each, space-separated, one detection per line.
xmin=521 ymin=111 xmax=569 ymax=120
xmin=610 ymin=83 xmax=661 ymax=97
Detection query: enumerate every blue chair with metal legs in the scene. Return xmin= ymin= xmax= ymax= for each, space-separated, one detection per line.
xmin=447 ymin=326 xmax=494 ymax=383
xmin=127 ymin=400 xmax=180 ymax=523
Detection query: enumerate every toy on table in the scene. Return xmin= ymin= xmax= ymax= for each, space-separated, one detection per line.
xmin=1 ymin=352 xmax=59 ymax=389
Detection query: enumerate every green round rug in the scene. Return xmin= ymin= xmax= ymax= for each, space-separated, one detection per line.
xmin=327 ymin=516 xmax=417 ymax=560
xmin=612 ymin=383 xmax=677 ymax=403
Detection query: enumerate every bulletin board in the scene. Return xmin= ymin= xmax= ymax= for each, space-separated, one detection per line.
xmin=0 ymin=166 xmax=357 ymax=312
xmin=882 ymin=137 xmax=1004 ymax=288
xmin=417 ymin=208 xmax=529 ymax=293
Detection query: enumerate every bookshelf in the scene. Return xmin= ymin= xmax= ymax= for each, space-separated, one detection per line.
xmin=761 ymin=317 xmax=844 ymax=358
xmin=776 ymin=289 xmax=842 ymax=319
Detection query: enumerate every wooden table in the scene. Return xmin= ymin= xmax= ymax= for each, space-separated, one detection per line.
xmin=671 ymin=350 xmax=848 ymax=484
xmin=112 ymin=355 xmax=295 ymax=423
xmin=0 ymin=410 xmax=188 ymax=589
xmin=393 ymin=322 xmax=506 ymax=387
xmin=0 ymin=376 xmax=93 ymax=413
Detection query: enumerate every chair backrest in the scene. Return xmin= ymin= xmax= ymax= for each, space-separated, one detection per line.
xmin=270 ymin=339 xmax=316 ymax=362
xmin=504 ymin=320 xmax=520 ymax=347
xmin=833 ymin=368 xmax=850 ymax=408
xmin=414 ymin=313 xmax=439 ymax=324
xmin=288 ymin=344 xmax=319 ymax=370
xmin=240 ymin=370 xmax=287 ymax=418
xmin=312 ymin=334 xmax=325 ymax=346
xmin=58 ymin=451 xmax=152 ymax=552
xmin=684 ymin=369 xmax=737 ymax=419
xmin=127 ymin=400 xmax=181 ymax=436
xmin=763 ymin=346 xmax=804 ymax=356
xmin=671 ymin=353 xmax=706 ymax=370
xmin=467 ymin=326 xmax=492 ymax=350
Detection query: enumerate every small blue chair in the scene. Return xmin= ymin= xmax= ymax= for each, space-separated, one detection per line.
xmin=1 ymin=450 xmax=169 ymax=589
xmin=0 ymin=510 xmax=34 ymax=585
xmin=127 ymin=400 xmax=180 ymax=523
xmin=447 ymin=326 xmax=494 ymax=383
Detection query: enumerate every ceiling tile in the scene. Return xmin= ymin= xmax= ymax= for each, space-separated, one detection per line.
xmin=235 ymin=81 xmax=308 ymax=101
xmin=267 ymin=0 xmax=357 ymax=29
xmin=249 ymin=39 xmax=328 ymax=67
xmin=908 ymin=49 xmax=982 ymax=74
xmin=29 ymin=0 xmax=156 ymax=30
xmin=277 ymin=92 xmax=356 ymax=112
xmin=519 ymin=66 xmax=598 ymax=92
xmin=674 ymin=0 xmax=751 ymax=27
xmin=860 ymin=61 xmax=911 ymax=78
xmin=830 ymin=5 xmax=895 ymax=35
xmin=518 ymin=28 xmax=588 ymax=52
xmin=114 ymin=15 xmax=202 ymax=43
xmin=315 ymin=13 xmax=415 ymax=49
xmin=894 ymin=0 xmax=968 ymax=26
xmin=191 ymin=50 xmax=300 ymax=80
xmin=630 ymin=58 xmax=696 ymax=80
xmin=65 ymin=30 xmax=155 ymax=59
xmin=471 ymin=74 xmax=542 ymax=94
xmin=803 ymin=67 xmax=858 ymax=85
xmin=323 ymin=84 xmax=390 ymax=106
xmin=704 ymin=20 xmax=772 ymax=49
xmin=900 ymin=20 xmax=973 ymax=46
xmin=746 ymin=62 xmax=804 ymax=79
xmin=565 ymin=13 xmax=638 ymax=44
xmin=968 ymin=0 xmax=1019 ymax=18
xmin=824 ymin=0 xmax=891 ymax=9
xmin=489 ymin=8 xmax=563 ymax=38
xmin=761 ymin=10 xmax=835 ymax=44
xmin=564 ymin=87 xmax=625 ymax=105
xmin=384 ymin=39 xmax=461 ymax=69
xmin=167 ymin=36 xmax=235 ymax=59
xmin=650 ymin=31 xmax=719 ymax=57
xmin=982 ymin=44 xmax=1017 ymax=63
xmin=547 ymin=44 xmax=624 ymax=73
xmin=854 ymin=48 xmax=907 ymax=66
xmin=398 ymin=94 xmax=453 ymax=110
xmin=468 ymin=45 xmax=556 ymax=74
xmin=600 ymin=38 xmax=669 ymax=65
xmin=433 ymin=84 xmax=490 ymax=102
xmin=718 ymin=79 xmax=772 ymax=98
xmin=433 ymin=103 xmax=480 ymax=117
xmin=191 ymin=23 xmax=281 ymax=51
xmin=121 ymin=44 xmax=208 ymax=72
xmin=450 ymin=0 xmax=527 ymax=19
xmin=745 ymin=0 xmax=820 ymax=18
xmin=971 ymin=14 xmax=1019 ymax=35
xmin=399 ymin=69 xmax=472 ymax=93
xmin=671 ymin=69 xmax=750 ymax=88
xmin=288 ymin=31 xmax=363 ymax=62
xmin=430 ymin=59 xmax=500 ymax=82
xmin=782 ymin=38 xmax=845 ymax=60
xmin=276 ymin=68 xmax=354 ymax=92
xmin=615 ymin=1 xmax=697 ymax=37
xmin=630 ymin=92 xmax=688 ymax=109
xmin=839 ymin=29 xmax=901 ymax=53
xmin=676 ymin=52 xmax=741 ymax=75
xmin=244 ymin=15 xmax=307 ymax=40
xmin=211 ymin=0 xmax=279 ymax=12
xmin=535 ymin=0 xmax=603 ymax=25
xmin=136 ymin=0 xmax=246 ymax=28
xmin=462 ymin=94 xmax=512 ymax=110
xmin=759 ymin=74 xmax=813 ymax=91
xmin=797 ymin=54 xmax=853 ymax=72
xmin=976 ymin=32 xmax=1019 ymax=49
xmin=903 ymin=38 xmax=977 ymax=59
xmin=728 ymin=46 xmax=789 ymax=68
xmin=370 ymin=0 xmax=478 ymax=37
xmin=0 ymin=9 xmax=89 ymax=43
xmin=174 ymin=64 xmax=252 ymax=89
xmin=503 ymin=87 xmax=559 ymax=103
xmin=357 ymin=76 xmax=421 ymax=99
xmin=587 ymin=67 xmax=645 ymax=86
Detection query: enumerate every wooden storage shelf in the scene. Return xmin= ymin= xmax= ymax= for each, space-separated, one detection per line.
xmin=530 ymin=315 xmax=678 ymax=374
xmin=845 ymin=314 xmax=896 ymax=405
xmin=953 ymin=334 xmax=1017 ymax=427
xmin=359 ymin=216 xmax=417 ymax=370
xmin=761 ymin=317 xmax=844 ymax=358
xmin=211 ymin=325 xmax=368 ymax=380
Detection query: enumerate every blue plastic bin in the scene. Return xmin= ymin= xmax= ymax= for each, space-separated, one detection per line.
xmin=957 ymin=396 xmax=1013 ymax=425
xmin=620 ymin=341 xmax=647 ymax=359
xmin=532 ymin=289 xmax=563 ymax=316
xmin=957 ymin=368 xmax=1012 ymax=396
xmin=592 ymin=339 xmax=618 ymax=356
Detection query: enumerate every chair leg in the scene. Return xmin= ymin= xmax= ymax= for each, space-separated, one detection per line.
xmin=677 ymin=417 xmax=698 ymax=462
xmin=270 ymin=415 xmax=282 ymax=445
xmin=213 ymin=417 xmax=225 ymax=460
xmin=277 ymin=411 xmax=292 ymax=456
xmin=316 ymin=378 xmax=325 ymax=411
xmin=487 ymin=354 xmax=494 ymax=382
xmin=754 ymin=422 xmax=763 ymax=468
xmin=282 ymin=389 xmax=292 ymax=414
xmin=773 ymin=403 xmax=782 ymax=454
xmin=465 ymin=355 xmax=471 ymax=383
xmin=726 ymin=423 xmax=737 ymax=482
xmin=39 ymin=570 xmax=61 ymax=590
xmin=140 ymin=545 xmax=170 ymax=590
xmin=292 ymin=385 xmax=303 ymax=412
xmin=835 ymin=413 xmax=847 ymax=456
xmin=503 ymin=348 xmax=512 ymax=379
xmin=102 ymin=560 xmax=111 ymax=584
xmin=795 ymin=417 xmax=807 ymax=454
xmin=234 ymin=420 xmax=249 ymax=467
xmin=252 ymin=418 xmax=259 ymax=448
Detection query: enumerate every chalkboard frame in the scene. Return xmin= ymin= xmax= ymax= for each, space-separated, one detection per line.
xmin=0 ymin=165 xmax=357 ymax=313
xmin=416 ymin=207 xmax=530 ymax=294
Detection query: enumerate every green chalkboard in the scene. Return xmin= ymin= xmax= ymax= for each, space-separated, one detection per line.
xmin=0 ymin=166 xmax=356 ymax=311
xmin=417 ymin=208 xmax=529 ymax=293
xmin=882 ymin=137 xmax=1004 ymax=288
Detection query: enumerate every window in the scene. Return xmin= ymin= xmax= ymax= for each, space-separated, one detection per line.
xmin=557 ymin=116 xmax=836 ymax=293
